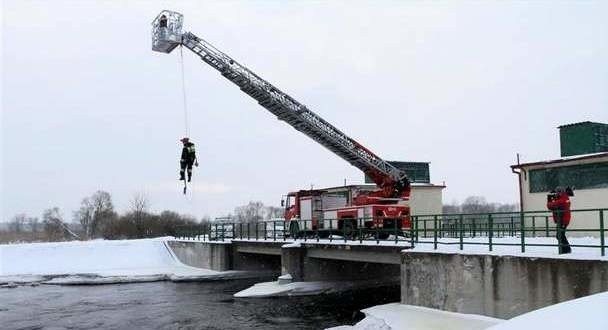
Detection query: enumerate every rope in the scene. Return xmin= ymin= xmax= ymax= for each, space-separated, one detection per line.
xmin=179 ymin=45 xmax=190 ymax=137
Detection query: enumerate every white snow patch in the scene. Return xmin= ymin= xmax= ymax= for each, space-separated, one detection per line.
xmin=282 ymin=241 xmax=301 ymax=248
xmin=327 ymin=303 xmax=503 ymax=330
xmin=0 ymin=238 xmax=244 ymax=285
xmin=487 ymin=292 xmax=608 ymax=330
xmin=234 ymin=280 xmax=360 ymax=298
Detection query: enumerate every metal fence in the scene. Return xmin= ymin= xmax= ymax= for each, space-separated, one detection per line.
xmin=174 ymin=208 xmax=608 ymax=256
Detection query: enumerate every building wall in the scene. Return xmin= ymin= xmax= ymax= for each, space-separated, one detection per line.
xmin=409 ymin=185 xmax=444 ymax=216
xmin=519 ymin=156 xmax=608 ymax=236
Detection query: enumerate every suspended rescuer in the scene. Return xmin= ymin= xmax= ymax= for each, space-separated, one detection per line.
xmin=180 ymin=137 xmax=198 ymax=182
xmin=546 ymin=186 xmax=574 ymax=254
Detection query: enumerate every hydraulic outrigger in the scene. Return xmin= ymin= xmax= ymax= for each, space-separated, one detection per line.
xmin=152 ymin=10 xmax=411 ymax=238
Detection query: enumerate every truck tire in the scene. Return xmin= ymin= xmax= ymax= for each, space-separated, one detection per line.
xmin=342 ymin=220 xmax=356 ymax=240
xmin=377 ymin=231 xmax=390 ymax=240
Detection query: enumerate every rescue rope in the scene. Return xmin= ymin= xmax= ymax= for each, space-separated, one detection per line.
xmin=178 ymin=45 xmax=190 ymax=137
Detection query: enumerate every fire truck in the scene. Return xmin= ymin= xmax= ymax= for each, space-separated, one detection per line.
xmin=152 ymin=10 xmax=411 ymax=239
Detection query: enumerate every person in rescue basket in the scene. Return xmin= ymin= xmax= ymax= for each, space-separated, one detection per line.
xmin=547 ymin=186 xmax=573 ymax=254
xmin=179 ymin=138 xmax=198 ymax=182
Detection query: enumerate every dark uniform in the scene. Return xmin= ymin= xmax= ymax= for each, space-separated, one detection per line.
xmin=180 ymin=139 xmax=197 ymax=182
xmin=159 ymin=15 xmax=168 ymax=28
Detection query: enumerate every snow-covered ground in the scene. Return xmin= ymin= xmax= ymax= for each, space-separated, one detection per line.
xmin=327 ymin=303 xmax=503 ymax=330
xmin=328 ymin=292 xmax=608 ymax=330
xmin=0 ymin=238 xmax=248 ymax=285
xmin=486 ymin=291 xmax=608 ymax=330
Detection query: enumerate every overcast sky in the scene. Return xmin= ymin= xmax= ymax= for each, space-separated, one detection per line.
xmin=2 ymin=1 xmax=607 ymax=221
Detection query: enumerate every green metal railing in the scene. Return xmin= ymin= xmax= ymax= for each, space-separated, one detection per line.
xmin=173 ymin=208 xmax=608 ymax=257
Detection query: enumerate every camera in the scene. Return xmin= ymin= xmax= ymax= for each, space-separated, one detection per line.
xmin=547 ymin=186 xmax=574 ymax=202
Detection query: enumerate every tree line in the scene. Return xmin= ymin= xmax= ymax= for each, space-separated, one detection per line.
xmin=2 ymin=192 xmax=284 ymax=243
xmin=442 ymin=196 xmax=519 ymax=214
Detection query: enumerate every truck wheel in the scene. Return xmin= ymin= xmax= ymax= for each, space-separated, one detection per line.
xmin=377 ymin=231 xmax=390 ymax=240
xmin=289 ymin=222 xmax=300 ymax=239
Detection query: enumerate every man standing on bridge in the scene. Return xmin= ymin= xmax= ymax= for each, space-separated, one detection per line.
xmin=547 ymin=186 xmax=572 ymax=254
xmin=179 ymin=137 xmax=198 ymax=182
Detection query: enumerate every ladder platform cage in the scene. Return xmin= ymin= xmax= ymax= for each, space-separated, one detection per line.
xmin=152 ymin=10 xmax=183 ymax=53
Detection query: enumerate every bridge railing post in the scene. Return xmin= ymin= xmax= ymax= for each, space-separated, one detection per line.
xmin=376 ymin=217 xmax=380 ymax=244
xmin=520 ymin=212 xmax=525 ymax=253
xmin=394 ymin=216 xmax=399 ymax=244
xmin=459 ymin=214 xmax=464 ymax=251
xmin=283 ymin=220 xmax=287 ymax=242
xmin=316 ymin=219 xmax=320 ymax=242
xmin=359 ymin=218 xmax=363 ymax=244
xmin=410 ymin=220 xmax=415 ymax=249
xmin=600 ymin=210 xmax=605 ymax=257
xmin=488 ymin=214 xmax=493 ymax=252
xmin=329 ymin=219 xmax=333 ymax=243
xmin=433 ymin=215 xmax=438 ymax=250
xmin=273 ymin=220 xmax=276 ymax=241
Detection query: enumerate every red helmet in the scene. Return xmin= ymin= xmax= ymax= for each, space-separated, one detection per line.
xmin=180 ymin=137 xmax=189 ymax=143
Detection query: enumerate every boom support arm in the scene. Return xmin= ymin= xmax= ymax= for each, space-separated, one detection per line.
xmin=152 ymin=11 xmax=410 ymax=201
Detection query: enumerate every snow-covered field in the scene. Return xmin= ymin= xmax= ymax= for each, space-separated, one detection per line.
xmin=0 ymin=238 xmax=247 ymax=285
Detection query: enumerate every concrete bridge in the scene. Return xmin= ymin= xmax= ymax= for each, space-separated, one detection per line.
xmin=168 ymin=239 xmax=608 ymax=319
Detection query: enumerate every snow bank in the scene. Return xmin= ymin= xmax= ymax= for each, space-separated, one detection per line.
xmin=327 ymin=303 xmax=503 ymax=330
xmin=486 ymin=292 xmax=608 ymax=330
xmin=0 ymin=238 xmax=245 ymax=285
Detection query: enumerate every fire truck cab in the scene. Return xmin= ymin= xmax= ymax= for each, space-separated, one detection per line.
xmin=283 ymin=185 xmax=411 ymax=238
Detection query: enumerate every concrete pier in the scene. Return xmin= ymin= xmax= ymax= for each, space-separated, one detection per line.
xmin=401 ymin=251 xmax=608 ymax=319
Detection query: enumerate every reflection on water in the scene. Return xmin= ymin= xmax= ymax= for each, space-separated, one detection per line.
xmin=1 ymin=278 xmax=400 ymax=329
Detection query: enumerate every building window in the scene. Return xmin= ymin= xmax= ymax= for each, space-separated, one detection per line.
xmin=529 ymin=162 xmax=608 ymax=193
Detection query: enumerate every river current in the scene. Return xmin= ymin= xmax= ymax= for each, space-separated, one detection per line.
xmin=1 ymin=279 xmax=399 ymax=329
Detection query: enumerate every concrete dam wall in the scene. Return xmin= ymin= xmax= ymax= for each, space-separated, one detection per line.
xmin=401 ymin=251 xmax=608 ymax=319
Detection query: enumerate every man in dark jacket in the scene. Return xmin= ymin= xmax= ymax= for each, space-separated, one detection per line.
xmin=547 ymin=187 xmax=572 ymax=254
xmin=179 ymin=137 xmax=198 ymax=182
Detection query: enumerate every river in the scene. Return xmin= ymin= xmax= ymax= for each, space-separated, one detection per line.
xmin=1 ymin=279 xmax=400 ymax=329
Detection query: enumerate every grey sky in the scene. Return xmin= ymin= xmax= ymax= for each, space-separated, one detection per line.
xmin=2 ymin=1 xmax=607 ymax=221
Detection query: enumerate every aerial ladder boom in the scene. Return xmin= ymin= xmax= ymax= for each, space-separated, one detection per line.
xmin=152 ymin=11 xmax=410 ymax=202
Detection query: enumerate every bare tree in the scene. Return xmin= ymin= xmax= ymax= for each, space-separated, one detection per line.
xmin=130 ymin=192 xmax=149 ymax=215
xmin=74 ymin=190 xmax=116 ymax=238
xmin=8 ymin=214 xmax=27 ymax=233
xmin=42 ymin=207 xmax=67 ymax=241
xmin=29 ymin=217 xmax=41 ymax=233
xmin=461 ymin=196 xmax=491 ymax=214
xmin=234 ymin=201 xmax=265 ymax=223
xmin=265 ymin=206 xmax=284 ymax=220
xmin=129 ymin=192 xmax=150 ymax=238
xmin=74 ymin=197 xmax=94 ymax=238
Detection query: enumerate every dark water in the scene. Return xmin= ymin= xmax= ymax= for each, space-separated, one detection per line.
xmin=1 ymin=279 xmax=400 ymax=330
